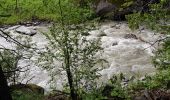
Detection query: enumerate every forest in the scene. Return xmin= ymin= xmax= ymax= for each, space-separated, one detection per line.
xmin=0 ymin=0 xmax=170 ymax=100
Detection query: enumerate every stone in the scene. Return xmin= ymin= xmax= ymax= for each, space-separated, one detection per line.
xmin=10 ymin=83 xmax=44 ymax=94
xmin=16 ymin=26 xmax=37 ymax=36
xmin=45 ymin=90 xmax=69 ymax=100
xmin=132 ymin=89 xmax=170 ymax=100
xmin=112 ymin=42 xmax=118 ymax=46
xmin=124 ymin=34 xmax=138 ymax=39
xmin=94 ymin=0 xmax=160 ymax=21
xmin=133 ymin=96 xmax=147 ymax=100
xmin=96 ymin=1 xmax=117 ymax=17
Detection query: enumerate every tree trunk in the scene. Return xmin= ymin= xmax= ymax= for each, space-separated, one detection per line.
xmin=64 ymin=41 xmax=77 ymax=100
xmin=0 ymin=67 xmax=12 ymax=100
xmin=58 ymin=0 xmax=77 ymax=99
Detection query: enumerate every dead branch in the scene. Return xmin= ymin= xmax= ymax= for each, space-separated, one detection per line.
xmin=143 ymin=36 xmax=170 ymax=51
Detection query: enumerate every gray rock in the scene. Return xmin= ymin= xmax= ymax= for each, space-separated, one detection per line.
xmin=133 ymin=96 xmax=147 ymax=100
xmin=16 ymin=26 xmax=36 ymax=36
xmin=94 ymin=0 xmax=160 ymax=20
xmin=10 ymin=83 xmax=44 ymax=94
xmin=124 ymin=34 xmax=138 ymax=39
xmin=112 ymin=42 xmax=118 ymax=46
xmin=96 ymin=0 xmax=116 ymax=17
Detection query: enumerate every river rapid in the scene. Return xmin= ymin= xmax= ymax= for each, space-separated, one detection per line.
xmin=0 ymin=21 xmax=164 ymax=91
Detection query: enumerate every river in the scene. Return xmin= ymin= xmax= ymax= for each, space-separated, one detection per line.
xmin=0 ymin=21 xmax=164 ymax=91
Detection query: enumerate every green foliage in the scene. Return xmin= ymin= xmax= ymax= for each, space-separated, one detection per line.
xmin=0 ymin=50 xmax=21 ymax=84
xmin=126 ymin=13 xmax=142 ymax=30
xmin=81 ymin=74 xmax=130 ymax=100
xmin=82 ymin=91 xmax=106 ymax=100
xmin=154 ymin=39 xmax=170 ymax=69
xmin=109 ymin=75 xmax=130 ymax=100
xmin=12 ymin=90 xmax=44 ymax=100
xmin=126 ymin=0 xmax=170 ymax=32
xmin=129 ymin=77 xmax=159 ymax=91
xmin=0 ymin=0 xmax=93 ymax=25
xmin=129 ymin=68 xmax=170 ymax=91
xmin=0 ymin=50 xmax=17 ymax=72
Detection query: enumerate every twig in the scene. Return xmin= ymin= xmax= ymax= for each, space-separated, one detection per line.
xmin=0 ymin=29 xmax=30 ymax=48
xmin=25 ymin=76 xmax=35 ymax=84
xmin=143 ymin=36 xmax=169 ymax=50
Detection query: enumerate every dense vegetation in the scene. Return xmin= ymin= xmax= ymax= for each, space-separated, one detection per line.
xmin=0 ymin=0 xmax=93 ymax=25
xmin=0 ymin=0 xmax=170 ymax=100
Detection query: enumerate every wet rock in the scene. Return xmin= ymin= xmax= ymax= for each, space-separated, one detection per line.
xmin=98 ymin=32 xmax=107 ymax=37
xmin=124 ymin=34 xmax=138 ymax=39
xmin=112 ymin=42 xmax=118 ymax=46
xmin=133 ymin=96 xmax=147 ymax=100
xmin=3 ymin=25 xmax=20 ymax=32
xmin=133 ymin=89 xmax=170 ymax=100
xmin=139 ymin=76 xmax=146 ymax=81
xmin=89 ymin=30 xmax=106 ymax=37
xmin=19 ymin=21 xmax=41 ymax=27
xmin=45 ymin=90 xmax=69 ymax=100
xmin=16 ymin=26 xmax=37 ymax=36
xmin=96 ymin=0 xmax=117 ymax=17
xmin=94 ymin=0 xmax=160 ymax=21
xmin=10 ymin=83 xmax=44 ymax=94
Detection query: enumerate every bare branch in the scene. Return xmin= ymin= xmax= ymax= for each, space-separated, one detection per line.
xmin=143 ymin=36 xmax=170 ymax=50
xmin=0 ymin=29 xmax=30 ymax=48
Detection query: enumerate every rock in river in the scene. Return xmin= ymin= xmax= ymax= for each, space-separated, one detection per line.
xmin=16 ymin=26 xmax=37 ymax=36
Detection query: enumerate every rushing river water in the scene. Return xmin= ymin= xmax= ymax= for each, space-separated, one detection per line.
xmin=0 ymin=21 xmax=164 ymax=91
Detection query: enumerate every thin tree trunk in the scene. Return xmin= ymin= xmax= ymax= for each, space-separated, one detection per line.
xmin=58 ymin=0 xmax=77 ymax=99
xmin=63 ymin=31 xmax=77 ymax=100
xmin=15 ymin=0 xmax=19 ymax=14
xmin=64 ymin=47 xmax=77 ymax=100
xmin=0 ymin=67 xmax=12 ymax=100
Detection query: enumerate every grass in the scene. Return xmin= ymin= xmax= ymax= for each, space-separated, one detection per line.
xmin=0 ymin=0 xmax=93 ymax=25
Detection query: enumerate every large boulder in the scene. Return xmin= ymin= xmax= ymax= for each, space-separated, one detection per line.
xmin=95 ymin=0 xmax=115 ymax=16
xmin=94 ymin=0 xmax=160 ymax=20
xmin=10 ymin=83 xmax=44 ymax=94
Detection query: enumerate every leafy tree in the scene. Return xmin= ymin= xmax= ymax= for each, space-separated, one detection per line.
xmin=0 ymin=29 xmax=35 ymax=100
xmin=39 ymin=21 xmax=102 ymax=99
xmin=38 ymin=0 xmax=104 ymax=99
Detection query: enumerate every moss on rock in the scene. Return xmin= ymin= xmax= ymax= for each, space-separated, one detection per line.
xmin=10 ymin=83 xmax=44 ymax=95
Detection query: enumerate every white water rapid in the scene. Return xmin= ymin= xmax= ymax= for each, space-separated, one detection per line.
xmin=0 ymin=21 xmax=164 ymax=91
